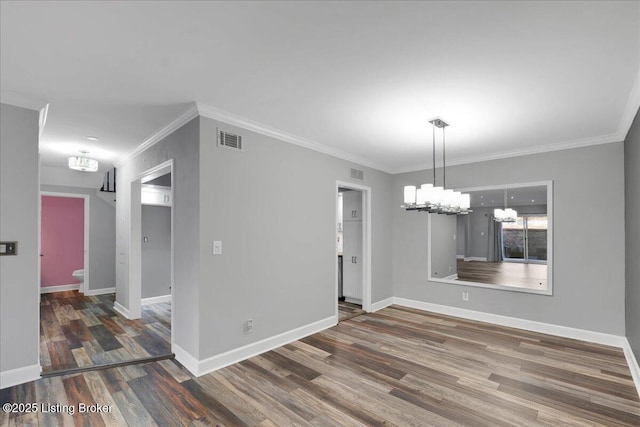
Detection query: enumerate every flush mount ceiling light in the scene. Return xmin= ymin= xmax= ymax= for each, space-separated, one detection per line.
xmin=494 ymin=189 xmax=518 ymax=223
xmin=85 ymin=136 xmax=100 ymax=141
xmin=68 ymin=151 xmax=98 ymax=172
xmin=402 ymin=118 xmax=471 ymax=215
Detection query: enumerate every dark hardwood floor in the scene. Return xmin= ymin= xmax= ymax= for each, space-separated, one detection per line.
xmin=456 ymin=259 xmax=548 ymax=289
xmin=3 ymin=305 xmax=639 ymax=426
xmin=338 ymin=301 xmax=364 ymax=322
xmin=40 ymin=291 xmax=171 ymax=374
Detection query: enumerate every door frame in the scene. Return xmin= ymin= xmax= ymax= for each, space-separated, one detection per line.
xmin=335 ymin=181 xmax=372 ymax=319
xmin=39 ymin=192 xmax=90 ymax=293
xmin=128 ymin=159 xmax=174 ymax=351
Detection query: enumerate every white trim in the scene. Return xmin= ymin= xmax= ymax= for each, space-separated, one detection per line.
xmin=84 ymin=287 xmax=116 ymax=296
xmin=0 ymin=364 xmax=41 ymax=390
xmin=336 ymin=181 xmax=372 ymax=314
xmin=618 ymin=66 xmax=640 ymax=141
xmin=114 ymin=104 xmax=199 ymax=168
xmin=622 ymin=340 xmax=640 ymax=400
xmin=40 ymin=284 xmax=80 ymax=293
xmin=194 ymin=316 xmax=336 ymax=377
xmin=197 ymin=102 xmax=392 ymax=174
xmin=173 ymin=344 xmax=199 ymax=375
xmin=141 ymin=295 xmax=172 ymax=306
xmin=393 ymin=133 xmax=624 ymax=174
xmin=463 ymin=257 xmax=487 ymax=262
xmin=393 ymin=298 xmax=627 ymax=347
xmin=456 ymin=254 xmax=465 ymax=259
xmin=370 ymin=297 xmax=394 ymax=312
xmin=113 ymin=301 xmax=131 ymax=319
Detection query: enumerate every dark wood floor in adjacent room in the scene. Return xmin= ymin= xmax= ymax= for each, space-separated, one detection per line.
xmin=338 ymin=300 xmax=365 ymax=322
xmin=39 ymin=291 xmax=171 ymax=374
xmin=3 ymin=305 xmax=639 ymax=426
xmin=456 ymin=259 xmax=548 ymax=289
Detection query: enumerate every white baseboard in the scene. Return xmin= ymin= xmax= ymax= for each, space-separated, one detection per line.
xmin=392 ymin=297 xmax=627 ymax=348
xmin=443 ymin=273 xmax=458 ymax=280
xmin=85 ymin=287 xmax=116 ymax=296
xmin=173 ymin=344 xmax=199 ymax=375
xmin=142 ymin=295 xmax=172 ymax=306
xmin=113 ymin=301 xmax=131 ymax=319
xmin=0 ymin=364 xmax=41 ymax=390
xmin=464 ymin=257 xmax=488 ymax=262
xmin=40 ymin=284 xmax=79 ymax=293
xmin=370 ymin=297 xmax=394 ymax=312
xmin=194 ymin=315 xmax=336 ymax=377
xmin=622 ymin=340 xmax=640 ymax=400
xmin=456 ymin=255 xmax=464 ymax=259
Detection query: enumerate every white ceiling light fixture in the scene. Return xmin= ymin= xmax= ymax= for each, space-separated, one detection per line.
xmin=494 ymin=189 xmax=517 ymax=223
xmin=68 ymin=150 xmax=98 ymax=172
xmin=402 ymin=118 xmax=471 ymax=215
xmin=86 ymin=136 xmax=100 ymax=141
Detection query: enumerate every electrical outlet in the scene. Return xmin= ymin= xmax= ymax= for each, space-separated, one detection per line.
xmin=213 ymin=240 xmax=222 ymax=255
xmin=462 ymin=291 xmax=469 ymax=301
xmin=449 ymin=266 xmax=454 ymax=273
xmin=245 ymin=318 xmax=254 ymax=334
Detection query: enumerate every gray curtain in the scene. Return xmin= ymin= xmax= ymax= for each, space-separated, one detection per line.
xmin=487 ymin=215 xmax=503 ymax=262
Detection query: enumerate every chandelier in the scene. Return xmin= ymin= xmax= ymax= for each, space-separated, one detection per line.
xmin=493 ymin=189 xmax=517 ymax=222
xmin=68 ymin=151 xmax=98 ymax=172
xmin=402 ymin=118 xmax=471 ymax=215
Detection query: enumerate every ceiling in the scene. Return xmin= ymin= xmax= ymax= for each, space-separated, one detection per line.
xmin=1 ymin=1 xmax=639 ymax=175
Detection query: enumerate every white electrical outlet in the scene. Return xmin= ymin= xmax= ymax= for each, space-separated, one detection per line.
xmin=245 ymin=318 xmax=254 ymax=334
xmin=462 ymin=291 xmax=469 ymax=301
xmin=213 ymin=240 xmax=222 ymax=255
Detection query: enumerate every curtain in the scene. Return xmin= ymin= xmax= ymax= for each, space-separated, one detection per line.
xmin=487 ymin=215 xmax=503 ymax=262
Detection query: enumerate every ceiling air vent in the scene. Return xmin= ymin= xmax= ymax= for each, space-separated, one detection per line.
xmin=350 ymin=168 xmax=364 ymax=180
xmin=218 ymin=129 xmax=243 ymax=151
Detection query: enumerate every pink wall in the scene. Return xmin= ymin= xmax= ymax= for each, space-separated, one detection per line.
xmin=41 ymin=196 xmax=84 ymax=287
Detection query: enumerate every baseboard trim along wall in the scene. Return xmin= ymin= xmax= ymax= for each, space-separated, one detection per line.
xmin=40 ymin=284 xmax=80 ymax=293
xmin=141 ymin=295 xmax=172 ymax=306
xmin=622 ymin=339 xmax=640 ymax=401
xmin=173 ymin=344 xmax=199 ymax=375
xmin=370 ymin=297 xmax=394 ymax=312
xmin=113 ymin=301 xmax=131 ymax=319
xmin=84 ymin=287 xmax=116 ymax=296
xmin=187 ymin=316 xmax=337 ymax=377
xmin=393 ymin=297 xmax=628 ymax=347
xmin=0 ymin=364 xmax=41 ymax=390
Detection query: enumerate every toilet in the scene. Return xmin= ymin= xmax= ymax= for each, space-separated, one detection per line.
xmin=72 ymin=269 xmax=84 ymax=283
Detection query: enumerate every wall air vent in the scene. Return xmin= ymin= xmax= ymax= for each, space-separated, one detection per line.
xmin=218 ymin=129 xmax=243 ymax=151
xmin=350 ymin=168 xmax=364 ymax=180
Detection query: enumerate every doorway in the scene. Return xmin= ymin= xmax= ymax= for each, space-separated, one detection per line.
xmin=129 ymin=160 xmax=175 ymax=352
xmin=40 ymin=193 xmax=89 ymax=293
xmin=502 ymin=215 xmax=548 ymax=264
xmin=336 ymin=181 xmax=371 ymax=322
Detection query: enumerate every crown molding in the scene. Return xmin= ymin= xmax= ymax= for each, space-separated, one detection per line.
xmin=618 ymin=66 xmax=640 ymax=141
xmin=195 ymin=102 xmax=393 ymax=174
xmin=0 ymin=90 xmax=48 ymax=111
xmin=392 ymin=132 xmax=623 ymax=174
xmin=114 ymin=103 xmax=199 ymax=168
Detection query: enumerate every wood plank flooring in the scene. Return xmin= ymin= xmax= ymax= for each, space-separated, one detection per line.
xmin=338 ymin=301 xmax=365 ymax=322
xmin=3 ymin=305 xmax=638 ymax=426
xmin=456 ymin=259 xmax=548 ymax=289
xmin=40 ymin=291 xmax=171 ymax=374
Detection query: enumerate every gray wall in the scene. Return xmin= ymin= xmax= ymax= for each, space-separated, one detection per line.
xmin=430 ymin=214 xmax=457 ymax=278
xmin=625 ymin=108 xmax=640 ymax=358
xmin=198 ymin=116 xmax=393 ymax=359
xmin=0 ymin=104 xmax=40 ymax=375
xmin=116 ymin=117 xmax=200 ymax=357
xmin=41 ymin=185 xmax=116 ymax=291
xmin=393 ymin=143 xmax=626 ymax=335
xmin=142 ymin=205 xmax=171 ymax=299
